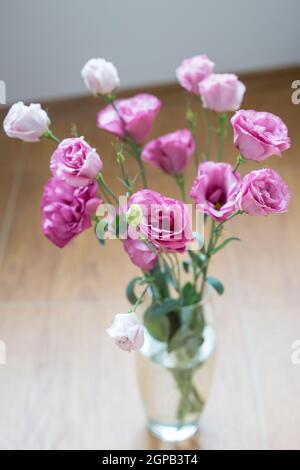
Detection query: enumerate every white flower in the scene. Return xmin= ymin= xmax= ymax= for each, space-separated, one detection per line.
xmin=3 ymin=102 xmax=50 ymax=142
xmin=81 ymin=58 xmax=120 ymax=95
xmin=107 ymin=313 xmax=144 ymax=352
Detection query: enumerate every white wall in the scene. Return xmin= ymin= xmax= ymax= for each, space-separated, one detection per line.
xmin=1 ymin=0 xmax=299 ymax=103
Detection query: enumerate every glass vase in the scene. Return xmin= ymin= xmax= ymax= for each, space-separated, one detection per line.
xmin=136 ymin=299 xmax=217 ymax=443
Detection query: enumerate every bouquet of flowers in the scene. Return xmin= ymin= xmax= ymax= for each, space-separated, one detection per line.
xmin=3 ymin=54 xmax=291 ymax=440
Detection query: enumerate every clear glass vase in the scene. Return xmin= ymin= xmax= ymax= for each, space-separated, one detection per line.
xmin=136 ymin=299 xmax=217 ymax=443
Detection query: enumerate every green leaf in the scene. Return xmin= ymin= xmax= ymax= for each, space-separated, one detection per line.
xmin=150 ymin=263 xmax=170 ymax=300
xmin=126 ymin=277 xmax=142 ymax=305
xmin=210 ymin=237 xmax=241 ymax=255
xmin=149 ymin=299 xmax=181 ymax=318
xmin=188 ymin=250 xmax=207 ymax=269
xmin=181 ymin=282 xmax=200 ymax=307
xmin=207 ymin=276 xmax=224 ymax=295
xmin=182 ymin=260 xmax=190 ymax=274
xmin=144 ymin=307 xmax=170 ymax=342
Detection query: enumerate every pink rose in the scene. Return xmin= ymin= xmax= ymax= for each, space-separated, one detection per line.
xmin=199 ymin=73 xmax=245 ymax=113
xmin=231 ymin=110 xmax=291 ymax=161
xmin=124 ymin=237 xmax=157 ymax=271
xmin=107 ymin=313 xmax=144 ymax=352
xmin=129 ymin=190 xmax=193 ymax=253
xmin=176 ymin=55 xmax=214 ymax=94
xmin=97 ymin=93 xmax=161 ymax=144
xmin=41 ymin=178 xmax=101 ymax=248
xmin=3 ymin=102 xmax=49 ymax=142
xmin=239 ymin=168 xmax=290 ymax=216
xmin=190 ymin=162 xmax=241 ymax=222
xmin=141 ymin=129 xmax=195 ymax=175
xmin=50 ymin=137 xmax=103 ymax=187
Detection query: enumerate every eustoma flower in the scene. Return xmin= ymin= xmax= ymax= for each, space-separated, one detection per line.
xmin=199 ymin=73 xmax=246 ymax=113
xmin=239 ymin=168 xmax=290 ymax=216
xmin=128 ymin=190 xmax=194 ymax=252
xmin=124 ymin=238 xmax=158 ymax=271
xmin=3 ymin=102 xmax=50 ymax=142
xmin=231 ymin=110 xmax=291 ymax=161
xmin=50 ymin=137 xmax=103 ymax=187
xmin=97 ymin=94 xmax=161 ymax=144
xmin=141 ymin=129 xmax=195 ymax=175
xmin=190 ymin=162 xmax=241 ymax=222
xmin=81 ymin=58 xmax=120 ymax=95
xmin=41 ymin=178 xmax=101 ymax=248
xmin=176 ymin=55 xmax=214 ymax=94
xmin=107 ymin=313 xmax=144 ymax=352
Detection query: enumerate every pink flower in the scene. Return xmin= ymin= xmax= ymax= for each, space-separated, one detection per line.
xmin=124 ymin=237 xmax=157 ymax=271
xmin=190 ymin=162 xmax=241 ymax=222
xmin=199 ymin=73 xmax=245 ymax=113
xmin=3 ymin=102 xmax=49 ymax=142
xmin=50 ymin=137 xmax=103 ymax=187
xmin=239 ymin=168 xmax=290 ymax=216
xmin=176 ymin=55 xmax=214 ymax=94
xmin=97 ymin=94 xmax=161 ymax=144
xmin=41 ymin=178 xmax=101 ymax=248
xmin=141 ymin=129 xmax=195 ymax=175
xmin=129 ymin=190 xmax=193 ymax=253
xmin=231 ymin=110 xmax=291 ymax=161
xmin=107 ymin=313 xmax=144 ymax=352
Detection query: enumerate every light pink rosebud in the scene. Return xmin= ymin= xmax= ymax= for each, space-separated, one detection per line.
xmin=141 ymin=129 xmax=195 ymax=175
xmin=176 ymin=55 xmax=214 ymax=94
xmin=190 ymin=161 xmax=241 ymax=222
xmin=231 ymin=110 xmax=291 ymax=161
xmin=81 ymin=58 xmax=120 ymax=95
xmin=40 ymin=178 xmax=101 ymax=248
xmin=124 ymin=238 xmax=157 ymax=271
xmin=97 ymin=94 xmax=161 ymax=144
xmin=107 ymin=313 xmax=144 ymax=352
xmin=50 ymin=137 xmax=103 ymax=187
xmin=199 ymin=73 xmax=246 ymax=113
xmin=3 ymin=102 xmax=50 ymax=142
xmin=239 ymin=168 xmax=290 ymax=216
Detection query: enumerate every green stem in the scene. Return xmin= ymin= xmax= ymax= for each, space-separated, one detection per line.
xmin=216 ymin=113 xmax=228 ymax=161
xmin=175 ymin=174 xmax=187 ymax=202
xmin=233 ymin=153 xmax=247 ymax=173
xmin=129 ymin=285 xmax=148 ymax=313
xmin=203 ymin=108 xmax=212 ymax=160
xmin=96 ymin=173 xmax=119 ymax=205
xmin=44 ymin=129 xmax=60 ymax=144
xmin=107 ymin=97 xmax=148 ymax=188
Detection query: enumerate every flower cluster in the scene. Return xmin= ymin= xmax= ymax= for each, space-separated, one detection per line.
xmin=3 ymin=54 xmax=291 ymax=358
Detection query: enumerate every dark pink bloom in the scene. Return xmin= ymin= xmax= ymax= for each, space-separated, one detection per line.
xmin=50 ymin=137 xmax=102 ymax=187
xmin=231 ymin=110 xmax=291 ymax=161
xmin=41 ymin=177 xmax=101 ymax=248
xmin=129 ymin=190 xmax=193 ymax=253
xmin=190 ymin=162 xmax=241 ymax=222
xmin=239 ymin=168 xmax=290 ymax=216
xmin=97 ymin=94 xmax=161 ymax=144
xmin=141 ymin=129 xmax=195 ymax=175
xmin=124 ymin=238 xmax=157 ymax=271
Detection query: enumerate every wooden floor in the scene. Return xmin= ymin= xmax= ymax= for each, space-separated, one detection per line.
xmin=0 ymin=69 xmax=300 ymax=450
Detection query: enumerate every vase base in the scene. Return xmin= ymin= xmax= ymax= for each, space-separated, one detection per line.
xmin=148 ymin=420 xmax=199 ymax=443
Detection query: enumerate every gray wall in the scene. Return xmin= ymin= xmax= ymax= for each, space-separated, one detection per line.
xmin=1 ymin=0 xmax=299 ymax=103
